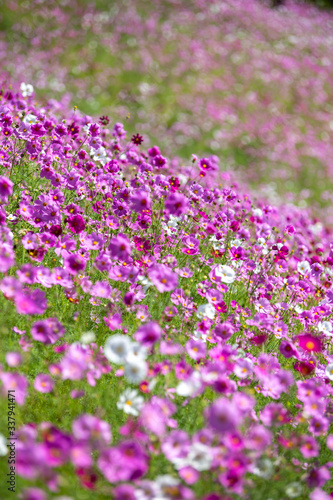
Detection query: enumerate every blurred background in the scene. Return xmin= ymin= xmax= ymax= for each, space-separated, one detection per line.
xmin=1 ymin=0 xmax=333 ymax=216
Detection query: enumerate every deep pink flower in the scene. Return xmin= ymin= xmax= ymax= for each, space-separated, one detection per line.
xmin=64 ymin=254 xmax=86 ymax=275
xmin=130 ymin=190 xmax=151 ymax=213
xmin=207 ymin=398 xmax=241 ymax=433
xmin=298 ymin=334 xmax=322 ymax=353
xmin=67 ymin=214 xmax=86 ymax=234
xmin=134 ymin=321 xmax=162 ymax=347
xmin=0 ymin=176 xmax=13 ymax=201
xmin=165 ymin=192 xmax=188 ymax=216
xmin=31 ymin=318 xmax=65 ymax=344
xmin=15 ymin=288 xmax=47 ymax=315
xmin=109 ymin=233 xmax=131 ymax=259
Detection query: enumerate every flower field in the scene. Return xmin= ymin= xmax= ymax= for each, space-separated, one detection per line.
xmin=0 ymin=1 xmax=333 ymax=499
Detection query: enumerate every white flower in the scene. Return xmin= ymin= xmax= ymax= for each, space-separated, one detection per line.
xmin=209 ymin=235 xmax=225 ymax=251
xmin=215 ymin=264 xmax=236 ymax=284
xmin=256 ymin=238 xmax=269 ymax=255
xmin=285 ymin=482 xmax=302 ymax=498
xmin=137 ymin=275 xmax=153 ymax=292
xmin=80 ymin=331 xmax=96 ymax=344
xmin=318 ymin=321 xmax=333 ymax=336
xmin=83 ymin=123 xmax=92 ymax=134
xmin=104 ymin=335 xmax=132 ymax=364
xmin=91 ymin=147 xmax=107 ymax=162
xmin=196 ymin=303 xmax=216 ymax=320
xmin=253 ymin=208 xmax=263 ymax=217
xmin=124 ymin=355 xmax=148 ymax=384
xmin=192 ymin=330 xmax=208 ymax=343
xmin=325 ymin=363 xmax=333 ymax=381
xmin=252 ymin=458 xmax=274 ymax=479
xmin=127 ymin=342 xmax=148 ymax=360
xmin=117 ymin=388 xmax=144 ymax=416
xmin=297 ymin=261 xmax=311 ymax=275
xmin=0 ymin=434 xmax=7 ymax=456
xmin=23 ymin=113 xmax=37 ymax=124
xmin=176 ymin=371 xmax=202 ymax=397
xmin=20 ymin=82 xmax=34 ymax=97
xmin=230 ymin=238 xmax=243 ymax=247
xmin=187 ymin=442 xmax=212 ymax=471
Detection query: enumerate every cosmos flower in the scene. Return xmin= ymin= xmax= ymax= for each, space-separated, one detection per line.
xmin=117 ymin=389 xmax=144 ymax=416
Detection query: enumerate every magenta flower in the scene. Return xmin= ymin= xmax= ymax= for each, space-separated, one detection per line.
xmin=15 ymin=288 xmax=47 ymax=315
xmin=134 ymin=321 xmax=162 ymax=347
xmin=207 ymin=398 xmax=241 ymax=433
xmin=67 ymin=214 xmax=86 ymax=234
xmin=214 ymin=322 xmax=234 ymax=341
xmin=199 ymin=157 xmax=213 ymax=172
xmin=31 ymin=318 xmax=65 ymax=344
xmin=0 ymin=176 xmax=13 ymax=202
xmin=186 ymin=339 xmax=206 ymax=361
xmin=148 ymin=264 xmax=178 ymax=292
xmin=98 ymin=441 xmax=148 ymax=483
xmin=165 ymin=192 xmax=188 ymax=216
xmin=64 ymin=254 xmax=86 ymax=275
xmin=34 ymin=374 xmax=54 ymax=393
xmin=298 ymin=334 xmax=322 ymax=353
xmin=279 ymin=340 xmax=298 ymax=358
xmin=109 ymin=233 xmax=131 ymax=259
xmin=130 ymin=190 xmax=151 ymax=213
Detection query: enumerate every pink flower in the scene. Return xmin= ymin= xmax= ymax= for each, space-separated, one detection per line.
xmin=130 ymin=190 xmax=151 ymax=213
xmin=165 ymin=192 xmax=188 ymax=216
xmin=67 ymin=214 xmax=86 ymax=234
xmin=134 ymin=322 xmax=162 ymax=347
xmin=0 ymin=372 xmax=28 ymax=405
xmin=148 ymin=264 xmax=178 ymax=292
xmin=0 ymin=176 xmax=13 ymax=202
xmin=34 ymin=374 xmax=54 ymax=393
xmin=109 ymin=233 xmax=131 ymax=259
xmin=15 ymin=288 xmax=47 ymax=315
xmin=207 ymin=398 xmax=241 ymax=433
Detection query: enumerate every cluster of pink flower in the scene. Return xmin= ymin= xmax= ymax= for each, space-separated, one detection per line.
xmin=2 ymin=0 xmax=333 ymax=211
xmin=0 ymin=84 xmax=333 ymax=499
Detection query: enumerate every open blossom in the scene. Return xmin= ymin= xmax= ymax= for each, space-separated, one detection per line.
xmin=67 ymin=214 xmax=86 ymax=234
xmin=117 ymin=388 xmax=144 ymax=416
xmin=134 ymin=322 xmax=162 ymax=347
xmin=297 ymin=334 xmax=322 ymax=353
xmin=196 ymin=303 xmax=215 ymax=320
xmin=20 ymin=82 xmax=34 ymax=96
xmin=14 ymin=288 xmax=47 ymax=315
xmin=148 ymin=264 xmax=178 ymax=292
xmin=34 ymin=374 xmax=54 ymax=393
xmin=325 ymin=363 xmax=333 ymax=381
xmin=165 ymin=192 xmax=188 ymax=216
xmin=215 ymin=265 xmax=236 ymax=284
xmin=104 ymin=335 xmax=132 ymax=364
xmin=130 ymin=190 xmax=151 ymax=213
xmin=207 ymin=398 xmax=241 ymax=433
xmin=109 ymin=233 xmax=131 ymax=259
xmin=0 ymin=176 xmax=13 ymax=202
